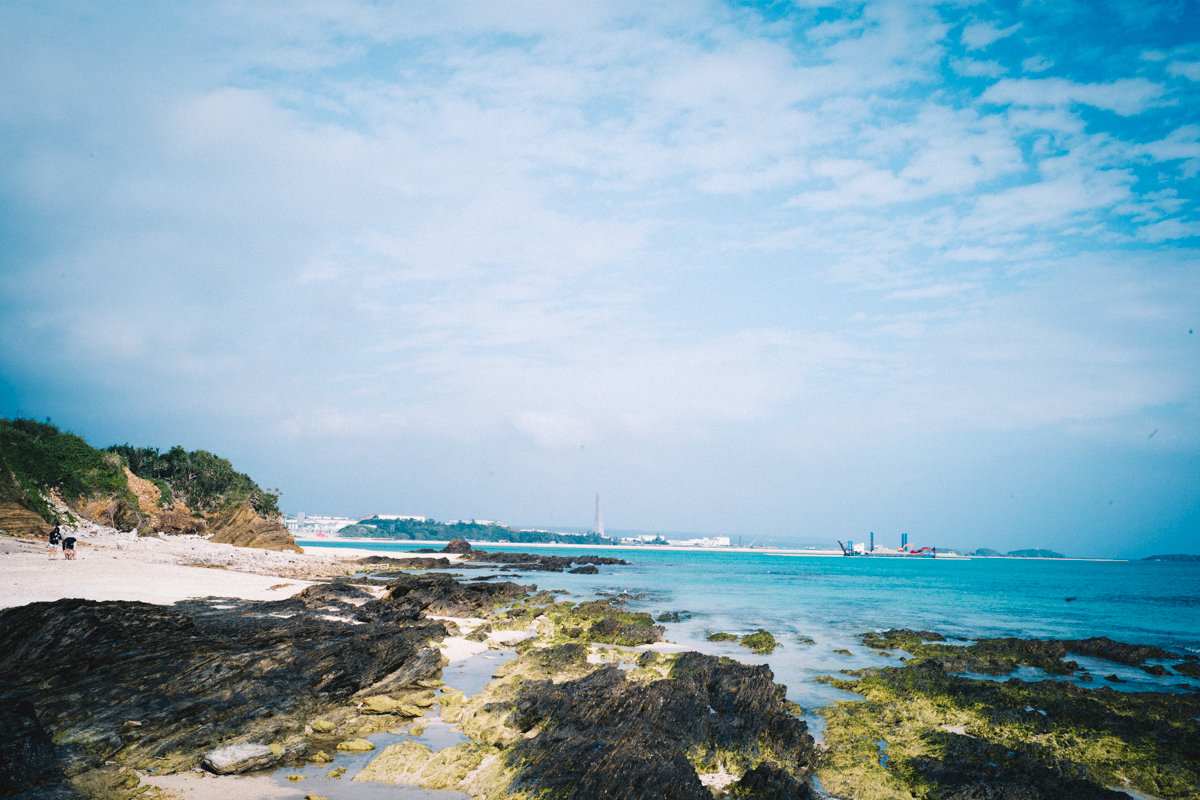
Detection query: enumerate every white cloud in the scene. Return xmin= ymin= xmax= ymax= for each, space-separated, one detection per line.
xmin=1167 ymin=61 xmax=1200 ymax=81
xmin=980 ymin=77 xmax=1167 ymax=116
xmin=1021 ymin=55 xmax=1053 ymax=73
xmin=961 ymin=20 xmax=1022 ymax=50
xmin=951 ymin=57 xmax=1006 ymax=78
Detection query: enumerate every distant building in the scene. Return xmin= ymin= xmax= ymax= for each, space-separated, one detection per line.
xmin=667 ymin=537 xmax=731 ymax=548
xmin=285 ymin=514 xmax=358 ymax=534
xmin=372 ymin=514 xmax=426 ymax=521
xmin=619 ymin=535 xmax=730 ymax=547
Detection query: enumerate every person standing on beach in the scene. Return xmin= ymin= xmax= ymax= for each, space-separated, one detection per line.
xmin=47 ymin=525 xmax=62 ymax=560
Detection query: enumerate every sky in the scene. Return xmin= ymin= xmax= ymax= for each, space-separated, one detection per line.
xmin=1 ymin=1 xmax=1198 ymax=558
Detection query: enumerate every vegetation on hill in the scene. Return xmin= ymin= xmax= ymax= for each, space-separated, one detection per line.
xmin=107 ymin=444 xmax=280 ymax=517
xmin=1141 ymin=553 xmax=1200 ymax=562
xmin=340 ymin=516 xmax=613 ymax=545
xmin=0 ymin=417 xmax=280 ymax=528
xmin=0 ymin=418 xmax=137 ymax=523
xmin=1006 ymin=548 xmax=1065 ymax=558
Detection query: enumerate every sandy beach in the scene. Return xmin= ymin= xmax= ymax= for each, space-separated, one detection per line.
xmin=0 ymin=524 xmax=534 ymax=800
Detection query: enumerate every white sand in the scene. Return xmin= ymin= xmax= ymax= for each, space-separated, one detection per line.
xmin=142 ymin=770 xmax=302 ymax=800
xmin=0 ymin=517 xmax=360 ymax=608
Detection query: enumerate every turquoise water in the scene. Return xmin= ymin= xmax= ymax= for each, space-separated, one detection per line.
xmin=305 ymin=541 xmax=1200 ymax=711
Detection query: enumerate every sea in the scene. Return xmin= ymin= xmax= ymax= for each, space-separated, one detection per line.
xmin=305 ymin=541 xmax=1200 ymax=711
xmin=272 ymin=541 xmax=1200 ymax=799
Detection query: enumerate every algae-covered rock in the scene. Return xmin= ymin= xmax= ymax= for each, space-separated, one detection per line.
xmin=833 ymin=648 xmax=852 ymax=656
xmin=1173 ymin=661 xmax=1200 ymax=677
xmin=416 ymin=741 xmax=496 ymax=789
xmin=707 ymin=632 xmax=739 ymax=642
xmin=353 ymin=739 xmax=433 ymax=783
xmin=202 ymin=743 xmax=277 ymax=774
xmin=325 ymin=766 xmax=346 ymax=779
xmin=740 ymin=629 xmax=778 ymax=655
xmin=310 ymin=719 xmax=336 ymax=733
xmin=816 ymin=658 xmax=1200 ymax=800
xmin=305 ymin=794 xmax=329 ymax=800
xmin=360 ymin=695 xmax=423 ymax=715
xmin=336 ymin=738 xmax=376 ymax=752
xmin=286 ymin=774 xmax=307 ymax=782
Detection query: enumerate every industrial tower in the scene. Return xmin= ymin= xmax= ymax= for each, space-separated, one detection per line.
xmin=594 ymin=493 xmax=604 ymax=537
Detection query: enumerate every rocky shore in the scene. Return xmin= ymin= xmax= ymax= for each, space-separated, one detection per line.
xmin=3 ymin=531 xmax=1198 ymax=800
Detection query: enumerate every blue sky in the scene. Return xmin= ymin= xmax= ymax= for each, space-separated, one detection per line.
xmin=2 ymin=1 xmax=1198 ymax=557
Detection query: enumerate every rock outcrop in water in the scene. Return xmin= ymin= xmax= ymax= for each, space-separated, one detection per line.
xmin=860 ymin=629 xmax=1192 ymax=676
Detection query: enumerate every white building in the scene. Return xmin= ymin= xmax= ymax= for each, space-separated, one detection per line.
xmin=285 ymin=513 xmax=358 ymax=535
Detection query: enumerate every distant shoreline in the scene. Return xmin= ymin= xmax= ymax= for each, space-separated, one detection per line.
xmin=295 ymin=537 xmax=1130 ymax=562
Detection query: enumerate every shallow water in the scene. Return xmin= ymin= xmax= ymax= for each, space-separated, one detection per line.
xmin=307 ymin=541 xmax=1200 ymax=710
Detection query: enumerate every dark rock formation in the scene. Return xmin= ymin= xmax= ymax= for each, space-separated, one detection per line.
xmin=206 ymin=504 xmax=301 ymax=553
xmin=442 ymin=538 xmax=472 ymax=553
xmin=861 ymin=629 xmax=1182 ymax=675
xmin=381 ymin=573 xmax=534 ymax=617
xmin=568 ymin=564 xmax=598 ymax=574
xmin=459 ymin=549 xmax=629 ymax=571
xmin=506 ymin=652 xmax=818 ymax=800
xmin=904 ymin=730 xmax=1130 ymax=799
xmin=729 ymin=762 xmax=819 ymax=799
xmin=0 ymin=698 xmax=77 ymax=799
xmin=0 ymin=592 xmax=447 ymax=792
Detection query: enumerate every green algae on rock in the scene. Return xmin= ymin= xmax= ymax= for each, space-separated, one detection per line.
xmin=708 ymin=631 xmax=740 ymax=642
xmin=740 ymin=629 xmax=778 ymax=655
xmin=815 ymin=658 xmax=1200 ymax=800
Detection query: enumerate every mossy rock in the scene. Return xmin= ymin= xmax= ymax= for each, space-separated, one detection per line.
xmin=310 ymin=719 xmax=336 ymax=733
xmin=707 ymin=632 xmax=739 ymax=642
xmin=833 ymin=649 xmax=852 ymax=656
xmin=286 ymin=774 xmax=307 ymax=782
xmin=325 ymin=766 xmax=346 ymax=779
xmin=796 ymin=635 xmax=816 ymax=645
xmin=304 ymin=795 xmax=329 ymax=800
xmin=336 ymin=738 xmax=376 ymax=752
xmin=417 ymin=742 xmax=498 ymax=790
xmin=353 ymin=740 xmax=433 ymax=783
xmin=740 ymin=629 xmax=778 ymax=655
xmin=360 ymin=695 xmax=408 ymax=714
